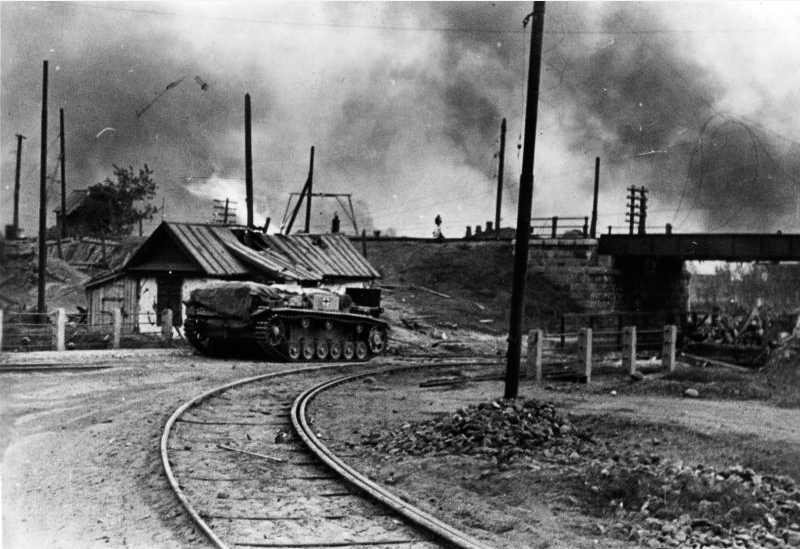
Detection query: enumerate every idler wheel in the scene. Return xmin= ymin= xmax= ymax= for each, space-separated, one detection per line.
xmin=287 ymin=340 xmax=301 ymax=361
xmin=355 ymin=341 xmax=368 ymax=361
xmin=368 ymin=326 xmax=386 ymax=353
xmin=343 ymin=341 xmax=355 ymax=360
xmin=329 ymin=340 xmax=342 ymax=360
xmin=315 ymin=340 xmax=329 ymax=360
xmin=301 ymin=339 xmax=315 ymax=361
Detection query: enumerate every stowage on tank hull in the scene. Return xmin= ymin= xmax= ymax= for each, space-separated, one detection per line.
xmin=183 ymin=281 xmax=388 ymax=362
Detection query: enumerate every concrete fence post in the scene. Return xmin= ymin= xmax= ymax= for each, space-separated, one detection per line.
xmin=662 ymin=325 xmax=677 ymax=372
xmin=161 ymin=309 xmax=173 ymax=345
xmin=578 ymin=328 xmax=592 ymax=383
xmin=622 ymin=325 xmax=637 ymax=375
xmin=54 ymin=308 xmax=66 ymax=352
xmin=527 ymin=329 xmax=543 ymax=383
xmin=0 ymin=309 xmax=4 ymax=356
xmin=112 ymin=308 xmax=122 ymax=350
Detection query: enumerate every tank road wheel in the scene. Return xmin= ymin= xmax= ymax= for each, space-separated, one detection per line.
xmin=343 ymin=341 xmax=356 ymax=361
xmin=302 ymin=339 xmax=315 ymax=361
xmin=355 ymin=341 xmax=368 ymax=361
xmin=368 ymin=326 xmax=387 ymax=354
xmin=329 ymin=340 xmax=342 ymax=360
xmin=315 ymin=340 xmax=329 ymax=360
xmin=266 ymin=318 xmax=285 ymax=347
xmin=286 ymin=340 xmax=302 ymax=361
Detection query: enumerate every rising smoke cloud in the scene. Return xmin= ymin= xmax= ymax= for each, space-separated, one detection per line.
xmin=2 ymin=2 xmax=800 ymax=237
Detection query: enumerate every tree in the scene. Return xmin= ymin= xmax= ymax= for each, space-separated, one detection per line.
xmin=84 ymin=164 xmax=158 ymax=237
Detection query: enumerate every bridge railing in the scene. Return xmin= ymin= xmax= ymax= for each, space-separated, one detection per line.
xmin=530 ymin=216 xmax=589 ymax=239
xmin=603 ymin=223 xmax=675 ymax=235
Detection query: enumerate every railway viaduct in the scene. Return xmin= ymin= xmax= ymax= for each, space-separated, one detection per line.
xmin=361 ymin=232 xmax=800 ymax=331
xmin=598 ymin=233 xmax=800 ymax=320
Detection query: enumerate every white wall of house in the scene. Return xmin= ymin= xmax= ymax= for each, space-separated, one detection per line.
xmin=137 ymin=277 xmax=159 ymax=333
xmin=137 ymin=276 xmax=213 ymax=333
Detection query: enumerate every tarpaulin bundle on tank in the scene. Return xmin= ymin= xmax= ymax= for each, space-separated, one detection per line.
xmin=185 ymin=281 xmax=285 ymax=320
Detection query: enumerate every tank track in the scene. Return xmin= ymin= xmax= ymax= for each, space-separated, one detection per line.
xmin=183 ymin=317 xmax=235 ymax=358
xmin=254 ymin=310 xmax=388 ymax=363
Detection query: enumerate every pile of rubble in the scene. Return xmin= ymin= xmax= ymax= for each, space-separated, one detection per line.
xmin=579 ymin=455 xmax=800 ymax=548
xmin=363 ymin=398 xmax=588 ymax=462
xmin=363 ymin=399 xmax=800 ymax=548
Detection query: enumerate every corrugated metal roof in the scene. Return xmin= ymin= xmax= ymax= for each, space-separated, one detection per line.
xmin=166 ymin=223 xmax=251 ymax=276
xmin=123 ymin=222 xmax=377 ymax=283
xmin=254 ymin=233 xmax=380 ymax=280
xmin=211 ymin=227 xmax=322 ymax=282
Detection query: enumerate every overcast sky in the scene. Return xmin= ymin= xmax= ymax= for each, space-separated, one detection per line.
xmin=3 ymin=1 xmax=800 ymax=238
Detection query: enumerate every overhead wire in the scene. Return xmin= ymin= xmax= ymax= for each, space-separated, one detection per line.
xmin=608 ymin=8 xmax=800 ymax=229
xmin=64 ymin=2 xmax=800 ymax=36
xmin=13 ymin=3 xmax=800 ymax=234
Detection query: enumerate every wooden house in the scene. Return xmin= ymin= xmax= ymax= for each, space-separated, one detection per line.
xmin=85 ymin=222 xmax=380 ymax=333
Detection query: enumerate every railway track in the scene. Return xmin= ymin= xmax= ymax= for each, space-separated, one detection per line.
xmin=161 ymin=361 xmax=493 ymax=549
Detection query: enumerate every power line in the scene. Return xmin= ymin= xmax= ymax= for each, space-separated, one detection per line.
xmin=65 ymin=2 xmax=799 ymax=36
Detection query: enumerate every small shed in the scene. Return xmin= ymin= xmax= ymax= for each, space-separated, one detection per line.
xmin=85 ymin=222 xmax=380 ymax=333
xmin=53 ymin=189 xmax=91 ymax=236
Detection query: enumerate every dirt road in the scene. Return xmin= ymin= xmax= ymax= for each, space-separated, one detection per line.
xmin=1 ymin=349 xmax=280 ymax=549
xmin=3 ymin=350 xmax=799 ymax=549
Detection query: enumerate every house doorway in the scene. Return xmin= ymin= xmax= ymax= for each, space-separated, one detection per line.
xmin=157 ymin=277 xmax=183 ymax=326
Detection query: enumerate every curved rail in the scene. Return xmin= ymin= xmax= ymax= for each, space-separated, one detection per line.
xmin=162 ymin=359 xmax=497 ymax=549
xmin=160 ymin=364 xmax=341 ymax=549
xmin=292 ymin=364 xmax=493 ymax=549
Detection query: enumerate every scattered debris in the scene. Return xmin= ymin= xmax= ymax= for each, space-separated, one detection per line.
xmin=363 ymin=397 xmax=800 ymax=548
xmin=194 ymin=75 xmax=208 ymax=90
xmin=683 ymin=388 xmax=700 ymax=398
xmin=411 ymin=285 xmax=451 ymax=299
xmin=578 ymin=457 xmax=800 ymax=549
xmin=217 ymin=443 xmax=286 ymax=463
xmin=94 ymin=127 xmax=116 ymax=139
xmin=136 ymin=76 xmax=185 ymax=118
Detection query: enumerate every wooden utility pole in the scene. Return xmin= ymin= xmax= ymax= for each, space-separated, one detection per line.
xmin=304 ymin=146 xmax=315 ymax=233
xmin=505 ymin=2 xmax=545 ymax=399
xmin=495 ymin=118 xmax=506 ymax=239
xmin=12 ymin=134 xmax=25 ymax=238
xmin=284 ymin=146 xmax=315 ymax=235
xmin=38 ymin=60 xmax=48 ymax=315
xmin=590 ymin=156 xmax=600 ymax=238
xmin=59 ymin=108 xmax=67 ymax=238
xmin=244 ymin=93 xmax=254 ymax=229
